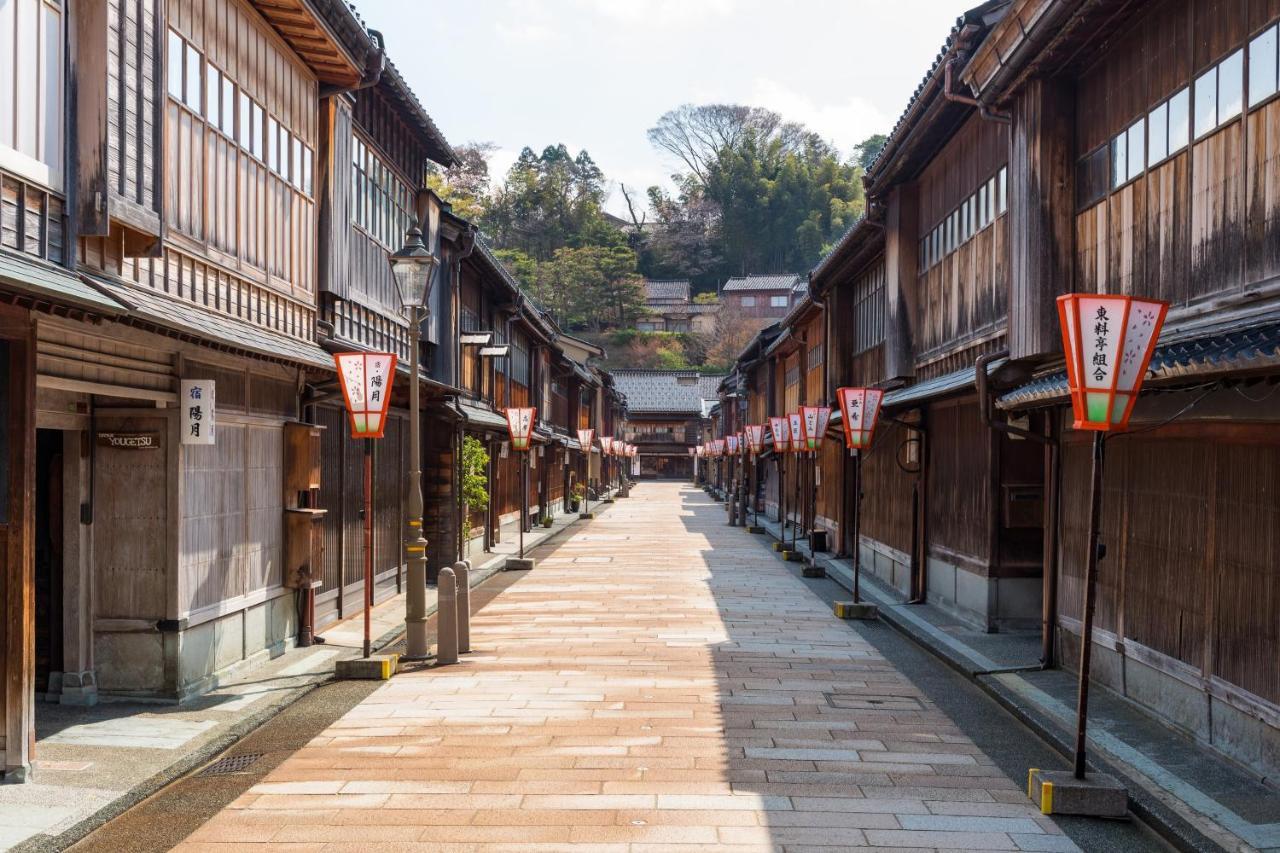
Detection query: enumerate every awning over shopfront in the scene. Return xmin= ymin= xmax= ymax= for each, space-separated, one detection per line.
xmin=96 ymin=279 xmax=333 ymax=369
xmin=459 ymin=400 xmax=511 ymax=433
xmin=880 ymin=357 xmax=1008 ymax=410
xmin=0 ymin=253 xmax=127 ymax=316
xmin=998 ymin=321 xmax=1280 ymax=410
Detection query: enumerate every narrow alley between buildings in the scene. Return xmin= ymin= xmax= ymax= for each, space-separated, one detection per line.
xmin=100 ymin=483 xmax=1164 ymax=853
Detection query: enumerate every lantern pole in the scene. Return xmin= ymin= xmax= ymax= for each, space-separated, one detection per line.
xmin=852 ymin=449 xmax=862 ymax=604
xmin=1074 ymin=431 xmax=1106 ymax=778
xmin=363 ymin=438 xmax=374 ymax=658
xmin=520 ymin=452 xmax=527 ymax=560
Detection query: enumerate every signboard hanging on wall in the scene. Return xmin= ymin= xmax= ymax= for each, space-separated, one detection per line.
xmin=180 ymin=379 xmax=216 ymax=445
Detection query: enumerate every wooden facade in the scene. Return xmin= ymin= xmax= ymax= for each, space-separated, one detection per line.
xmin=712 ymin=0 xmax=1280 ymax=783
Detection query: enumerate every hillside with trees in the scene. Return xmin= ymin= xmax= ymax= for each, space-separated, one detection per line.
xmin=427 ymin=105 xmax=885 ymax=370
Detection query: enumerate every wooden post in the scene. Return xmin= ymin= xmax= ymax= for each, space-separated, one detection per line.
xmin=1073 ymin=432 xmax=1106 ymax=778
xmin=853 ymin=451 xmax=862 ymax=603
xmin=362 ymin=439 xmax=373 ymax=659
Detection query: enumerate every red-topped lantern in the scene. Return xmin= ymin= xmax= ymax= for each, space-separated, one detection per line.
xmin=598 ymin=435 xmax=612 ymax=455
xmin=505 ymin=407 xmax=536 ymax=451
xmin=578 ymin=428 xmax=595 ymax=451
xmin=799 ymin=405 xmax=832 ymax=453
xmin=713 ymin=439 xmax=725 ymax=456
xmin=769 ymin=416 xmax=789 ymax=452
xmin=334 ymin=352 xmax=398 ymax=438
xmin=836 ymin=387 xmax=885 ymax=451
xmin=1058 ymin=293 xmax=1168 ymax=431
xmin=726 ymin=434 xmax=740 ymax=455
xmin=787 ymin=412 xmax=804 ymax=453
xmin=744 ymin=424 xmax=765 ymax=455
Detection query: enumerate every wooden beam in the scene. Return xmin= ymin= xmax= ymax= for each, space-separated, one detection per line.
xmin=883 ymin=185 xmax=919 ymax=381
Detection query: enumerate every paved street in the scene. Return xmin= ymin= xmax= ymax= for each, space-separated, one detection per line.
xmin=171 ymin=483 xmax=1133 ymax=852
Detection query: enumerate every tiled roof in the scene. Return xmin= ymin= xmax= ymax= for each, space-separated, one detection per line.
xmin=998 ymin=320 xmax=1280 ymax=410
xmin=0 ymin=251 xmax=127 ymax=316
xmin=644 ymin=279 xmax=691 ymax=303
xmin=378 ymin=59 xmax=456 ymax=167
xmin=95 ymin=280 xmax=334 ymax=369
xmin=722 ymin=274 xmax=802 ymax=292
xmin=611 ymin=370 xmax=725 ymax=416
xmin=882 ymin=358 xmax=1007 ymax=409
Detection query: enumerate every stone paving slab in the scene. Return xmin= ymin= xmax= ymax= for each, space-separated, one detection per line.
xmin=172 ymin=483 xmax=1082 ymax=852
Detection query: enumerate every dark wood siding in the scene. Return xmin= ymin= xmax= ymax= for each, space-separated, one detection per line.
xmin=927 ymin=397 xmax=992 ymax=571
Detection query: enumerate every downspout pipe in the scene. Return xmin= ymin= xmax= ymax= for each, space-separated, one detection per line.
xmin=975 ymin=350 xmax=1059 ymax=669
xmin=944 ymin=54 xmax=1011 ymax=125
xmin=320 ymin=29 xmax=386 ymax=99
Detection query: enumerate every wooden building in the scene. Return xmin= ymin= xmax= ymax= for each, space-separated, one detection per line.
xmin=613 ymin=370 xmax=722 ymax=480
xmin=723 ymin=0 xmax=1280 ymax=784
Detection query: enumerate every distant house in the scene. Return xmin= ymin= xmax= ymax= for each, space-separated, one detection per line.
xmin=721 ymin=274 xmax=803 ymax=319
xmin=612 ymin=370 xmax=724 ymax=478
xmin=636 ymin=279 xmax=719 ymax=334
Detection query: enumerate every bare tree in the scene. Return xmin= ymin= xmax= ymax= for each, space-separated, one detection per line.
xmin=647 ymin=104 xmax=805 ymax=185
xmin=619 ymin=183 xmax=646 ymax=232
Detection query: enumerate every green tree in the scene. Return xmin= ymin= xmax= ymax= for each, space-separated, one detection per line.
xmin=460 ymin=435 xmax=490 ymax=551
xmin=853 ymin=133 xmax=888 ymax=172
xmin=426 ymin=141 xmax=496 ymax=224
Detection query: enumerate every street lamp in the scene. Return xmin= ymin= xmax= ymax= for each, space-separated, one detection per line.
xmin=389 ymin=188 xmax=442 ymax=661
xmin=836 ymin=388 xmax=884 ymax=604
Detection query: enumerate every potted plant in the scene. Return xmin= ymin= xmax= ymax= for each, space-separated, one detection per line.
xmin=541 ymin=513 xmax=554 ymax=528
xmin=570 ymin=482 xmax=585 ymax=512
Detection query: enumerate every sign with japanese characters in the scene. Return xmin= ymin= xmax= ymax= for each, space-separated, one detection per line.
xmin=504 ymin=407 xmax=536 ymax=451
xmin=1058 ymin=294 xmax=1168 ymax=431
xmin=180 ymin=379 xmax=215 ymax=445
xmin=334 ymin=352 xmax=398 ymax=439
xmin=787 ymin=412 xmax=804 ymax=453
xmin=578 ymin=428 xmax=595 ymax=452
xmin=744 ymin=424 xmax=765 ymax=455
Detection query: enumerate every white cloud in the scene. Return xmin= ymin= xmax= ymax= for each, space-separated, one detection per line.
xmin=574 ymin=0 xmax=733 ymax=27
xmin=749 ymin=77 xmax=895 ymax=156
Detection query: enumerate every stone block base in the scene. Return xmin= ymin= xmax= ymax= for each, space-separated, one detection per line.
xmin=579 ymin=512 xmax=596 ymax=520
xmin=336 ymin=654 xmax=399 ymax=680
xmin=747 ymin=526 xmax=766 ymax=534
xmin=772 ymin=542 xmax=785 ymax=553
xmin=781 ymin=550 xmax=804 ymax=562
xmin=505 ymin=557 xmax=535 ymax=571
xmin=802 ymin=565 xmax=826 ymax=578
xmin=834 ymin=602 xmax=878 ymax=620
xmin=1029 ymin=769 xmax=1127 ymax=818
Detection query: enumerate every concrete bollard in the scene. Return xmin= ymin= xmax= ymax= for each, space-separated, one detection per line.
xmin=453 ymin=560 xmax=471 ymax=654
xmin=436 ymin=567 xmax=458 ymax=665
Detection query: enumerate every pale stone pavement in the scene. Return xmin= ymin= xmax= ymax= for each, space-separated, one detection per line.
xmin=174 ymin=482 xmax=1080 ymax=852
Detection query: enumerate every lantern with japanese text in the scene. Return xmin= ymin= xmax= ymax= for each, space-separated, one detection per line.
xmin=712 ymin=438 xmax=725 ymax=456
xmin=598 ymin=435 xmax=612 ymax=455
xmin=577 ymin=428 xmax=595 ymax=452
xmin=769 ymin=416 xmax=789 ymax=452
xmin=504 ymin=407 xmax=536 ymax=451
xmin=744 ymin=424 xmax=765 ymax=456
xmin=800 ymin=406 xmax=833 ymax=453
xmin=725 ymin=434 xmax=740 ymax=455
xmin=334 ymin=352 xmax=398 ymax=438
xmin=836 ymin=387 xmax=884 ymax=452
xmin=1058 ymin=294 xmax=1168 ymax=431
xmin=787 ymin=412 xmax=804 ymax=453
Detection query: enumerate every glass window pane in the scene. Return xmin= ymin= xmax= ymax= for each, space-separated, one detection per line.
xmin=1220 ymin=48 xmax=1244 ymax=120
xmin=222 ymin=77 xmax=235 ymax=135
xmin=266 ymin=116 xmax=277 ymax=171
xmin=998 ymin=166 xmax=1007 ymax=212
xmin=1249 ymin=25 xmax=1278 ymax=108
xmin=292 ymin=137 xmax=302 ymax=188
xmin=251 ymin=103 xmax=262 ymax=158
xmin=1127 ymin=119 xmax=1145 ymax=181
xmin=184 ymin=43 xmax=201 ymax=111
xmin=1194 ymin=67 xmax=1217 ymax=137
xmin=1168 ymin=88 xmax=1190 ymax=153
xmin=167 ymin=30 xmax=183 ymax=100
xmin=238 ymin=92 xmax=250 ymax=146
xmin=303 ymin=147 xmax=312 ymax=195
xmin=1148 ymin=103 xmax=1168 ymax=164
xmin=1111 ymin=132 xmax=1127 ymax=187
xmin=205 ymin=64 xmax=219 ymax=127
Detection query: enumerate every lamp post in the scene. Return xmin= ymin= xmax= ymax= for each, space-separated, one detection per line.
xmin=388 ymin=190 xmax=442 ymax=661
xmin=836 ymin=388 xmax=884 ymax=605
xmin=800 ymin=405 xmax=832 ymax=567
xmin=769 ymin=416 xmax=789 ymax=540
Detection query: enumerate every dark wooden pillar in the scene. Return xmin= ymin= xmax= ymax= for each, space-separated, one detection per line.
xmin=883 ymin=184 xmax=919 ymax=382
xmin=1009 ymin=77 xmax=1075 ymax=361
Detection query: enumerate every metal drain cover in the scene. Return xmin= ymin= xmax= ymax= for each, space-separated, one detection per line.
xmin=200 ymin=753 xmax=263 ymax=776
xmin=824 ymin=693 xmax=924 ymax=711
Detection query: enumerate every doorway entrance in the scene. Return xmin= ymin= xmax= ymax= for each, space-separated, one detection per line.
xmin=34 ymin=428 xmax=64 ymax=699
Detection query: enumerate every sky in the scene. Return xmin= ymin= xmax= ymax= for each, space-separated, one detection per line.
xmin=354 ymin=0 xmax=967 ymax=218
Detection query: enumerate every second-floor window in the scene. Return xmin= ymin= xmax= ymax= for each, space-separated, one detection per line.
xmin=770 ymin=295 xmax=788 ymax=308
xmin=741 ymin=295 xmax=756 ymax=307
xmin=807 ymin=342 xmax=823 ymax=372
xmin=352 ymin=135 xmax=414 ymax=250
xmin=0 ymin=0 xmax=64 ymax=190
xmin=919 ymin=166 xmax=1007 ymax=271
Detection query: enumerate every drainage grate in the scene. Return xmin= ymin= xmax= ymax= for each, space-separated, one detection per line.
xmin=824 ymin=693 xmax=925 ymax=712
xmin=199 ymin=753 xmax=263 ymax=776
